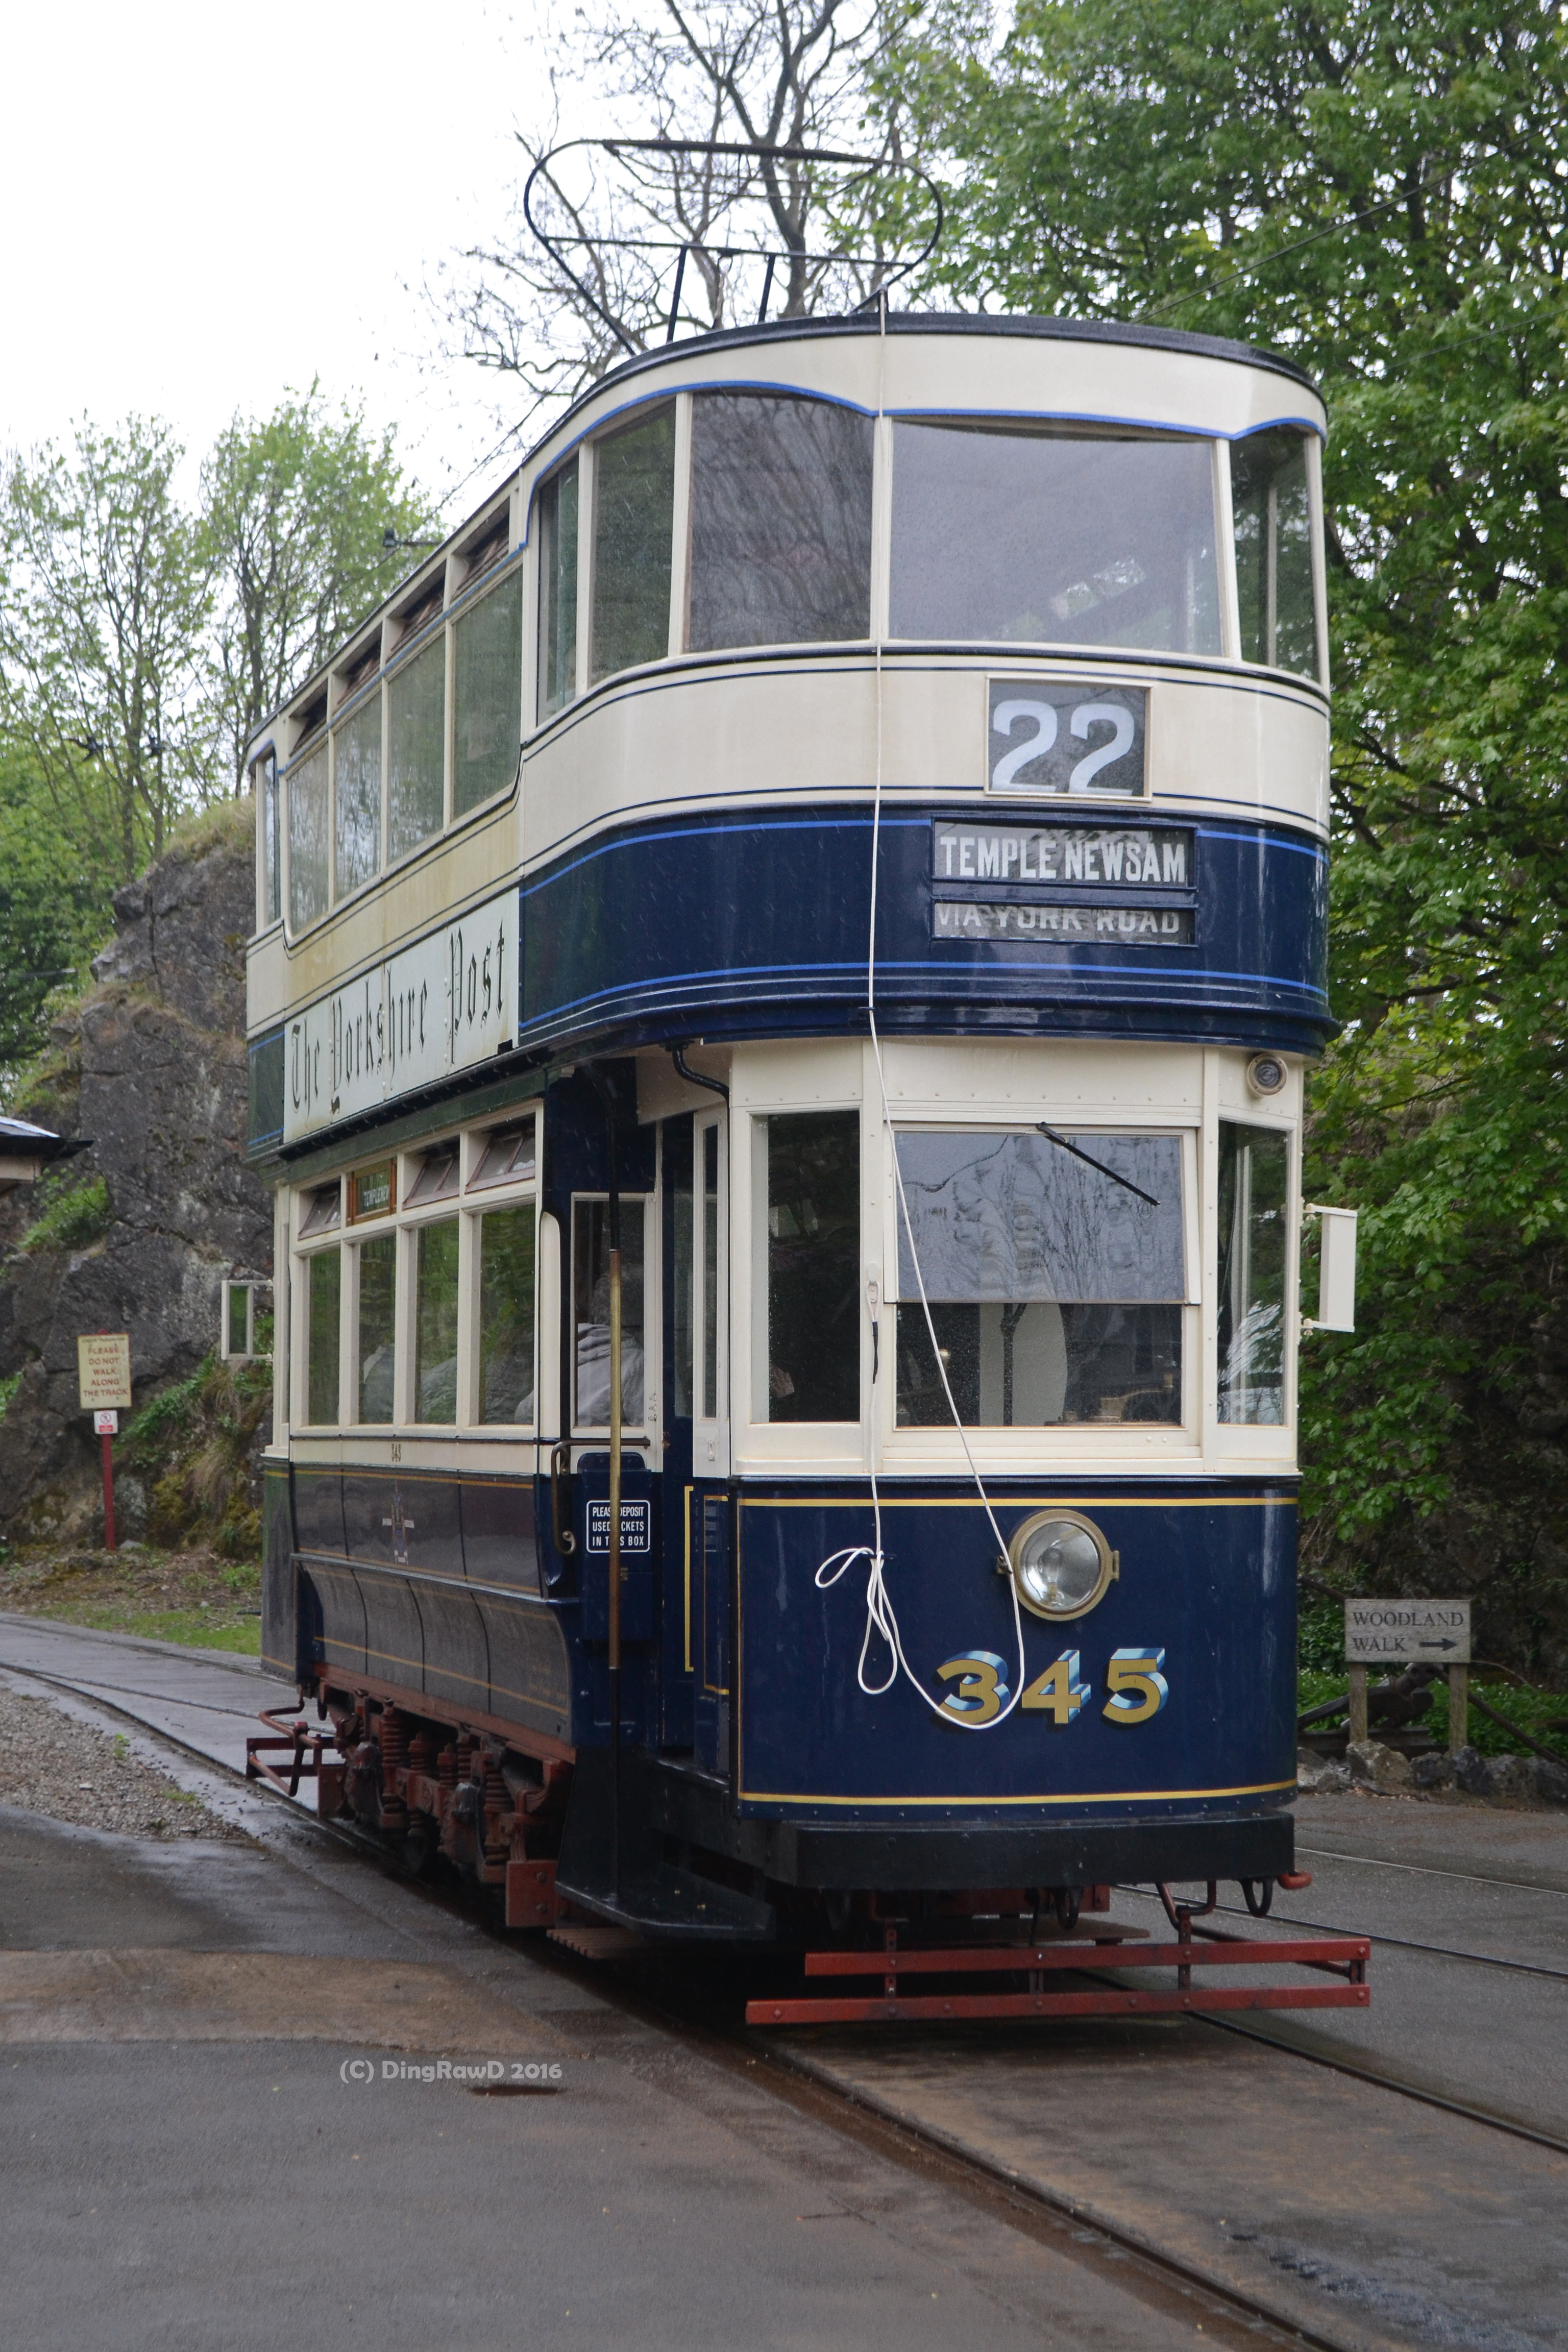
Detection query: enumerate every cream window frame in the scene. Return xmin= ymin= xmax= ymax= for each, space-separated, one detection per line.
xmin=284 ymin=1110 xmax=541 ymax=1438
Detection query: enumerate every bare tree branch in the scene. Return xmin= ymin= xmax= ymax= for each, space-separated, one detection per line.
xmin=429 ymin=1 xmax=943 ymax=412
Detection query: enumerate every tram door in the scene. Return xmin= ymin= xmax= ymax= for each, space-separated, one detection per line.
xmin=663 ymin=1109 xmax=731 ymax=1770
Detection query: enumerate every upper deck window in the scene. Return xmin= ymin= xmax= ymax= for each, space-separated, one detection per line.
xmin=890 ymin=422 xmax=1221 ymax=657
xmin=893 ymin=1128 xmax=1185 ymax=1427
xmin=287 ymin=741 xmax=329 ymax=930
xmin=388 ymin=636 xmax=445 ymax=860
xmin=333 ymin=697 xmax=382 ymax=898
xmin=688 ymin=393 xmax=873 ymax=650
xmin=454 ymin=570 xmax=522 ymax=815
xmin=536 ymin=459 xmax=579 ymax=719
xmin=591 ymin=404 xmax=675 ymax=683
xmin=254 ymin=751 xmax=280 ymax=925
xmin=1231 ymin=429 xmax=1318 ymax=678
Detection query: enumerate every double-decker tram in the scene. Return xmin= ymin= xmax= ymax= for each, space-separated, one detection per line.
xmin=244 ymin=307 xmax=1367 ymax=2020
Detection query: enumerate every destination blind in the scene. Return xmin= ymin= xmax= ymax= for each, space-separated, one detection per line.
xmin=931 ymin=820 xmax=1195 ymax=949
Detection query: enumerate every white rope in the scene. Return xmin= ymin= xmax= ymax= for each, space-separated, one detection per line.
xmin=816 ymin=290 xmax=1026 ymax=1732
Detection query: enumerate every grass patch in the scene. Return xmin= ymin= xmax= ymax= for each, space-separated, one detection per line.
xmin=1 ymin=1542 xmax=262 ymax=1653
xmin=53 ymin=1600 xmax=262 ymax=1653
xmin=1297 ymin=1663 xmax=1568 ymax=1762
xmin=19 ymin=1173 xmax=110 ymax=1254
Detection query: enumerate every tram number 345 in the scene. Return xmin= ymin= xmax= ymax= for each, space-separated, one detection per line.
xmin=936 ymin=1648 xmax=1168 ymax=1727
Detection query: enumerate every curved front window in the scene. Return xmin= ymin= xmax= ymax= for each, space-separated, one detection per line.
xmin=1231 ymin=429 xmax=1317 ymax=678
xmin=688 ymin=391 xmax=873 ymax=651
xmin=890 ymin=422 xmax=1221 ymax=656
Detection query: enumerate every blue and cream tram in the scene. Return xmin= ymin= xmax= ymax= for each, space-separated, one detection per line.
xmin=245 ymin=310 xmax=1345 ymax=1950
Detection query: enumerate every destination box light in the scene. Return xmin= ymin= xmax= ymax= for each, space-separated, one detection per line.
xmin=1344 ymin=1598 xmax=1471 ymax=1665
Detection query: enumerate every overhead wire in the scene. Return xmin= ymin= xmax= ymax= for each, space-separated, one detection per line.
xmin=815 ymin=289 xmax=1027 ymax=1733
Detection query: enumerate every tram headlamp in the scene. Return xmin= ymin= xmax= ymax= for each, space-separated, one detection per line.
xmin=1246 ymin=1053 xmax=1289 ymax=1098
xmin=1007 ymin=1511 xmax=1117 ymax=1621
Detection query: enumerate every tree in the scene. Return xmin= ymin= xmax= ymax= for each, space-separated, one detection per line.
xmin=0 ymin=733 xmax=118 ymax=1091
xmin=437 ymin=0 xmax=952 ymax=404
xmin=200 ymin=389 xmax=439 ymax=791
xmin=901 ymin=0 xmax=1568 ymax=1663
xmin=0 ymin=416 xmax=214 ymax=884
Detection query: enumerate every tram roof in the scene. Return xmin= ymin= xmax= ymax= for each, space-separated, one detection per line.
xmin=248 ymin=307 xmax=1319 ymax=757
xmin=558 ymin=308 xmax=1322 ymax=426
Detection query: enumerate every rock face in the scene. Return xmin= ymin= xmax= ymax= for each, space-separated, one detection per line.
xmin=0 ymin=805 xmax=271 ymax=1541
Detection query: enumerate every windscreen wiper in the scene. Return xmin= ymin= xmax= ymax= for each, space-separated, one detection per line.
xmin=1035 ymin=1124 xmax=1159 ymax=1209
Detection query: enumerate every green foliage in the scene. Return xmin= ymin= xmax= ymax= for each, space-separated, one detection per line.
xmin=18 ymin=1173 xmax=110 ymax=1255
xmin=900 ymin=0 xmax=1568 ymax=1660
xmin=0 ymin=416 xmax=216 ymax=884
xmin=121 ymin=1362 xmax=209 ymax=1465
xmin=0 ymin=1369 xmax=21 ymax=1425
xmin=1297 ymin=1592 xmax=1349 ymax=1674
xmin=0 ymin=389 xmax=435 ymax=942
xmin=1298 ymin=1662 xmax=1568 ymax=1761
xmin=199 ymin=386 xmax=439 ymax=790
xmin=121 ymin=1354 xmax=269 ymax=1557
xmin=0 ymin=734 xmax=117 ymax=1082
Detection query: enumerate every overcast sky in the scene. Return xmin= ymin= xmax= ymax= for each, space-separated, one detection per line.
xmin=2 ymin=0 xmax=559 ymax=516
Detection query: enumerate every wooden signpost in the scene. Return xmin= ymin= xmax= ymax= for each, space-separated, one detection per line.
xmin=77 ymin=1333 xmax=131 ymax=1552
xmin=1343 ymin=1598 xmax=1472 ymax=1752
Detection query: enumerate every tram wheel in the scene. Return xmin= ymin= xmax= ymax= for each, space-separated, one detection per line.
xmin=402 ymin=1815 xmax=437 ymax=1878
xmin=1054 ymin=1886 xmax=1082 ymax=1930
xmin=1240 ymin=1877 xmax=1274 ymax=1918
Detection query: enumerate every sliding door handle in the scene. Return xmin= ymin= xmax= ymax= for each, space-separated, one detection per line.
xmin=549 ymin=1442 xmax=577 ymax=1555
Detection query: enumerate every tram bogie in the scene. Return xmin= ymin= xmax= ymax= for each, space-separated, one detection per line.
xmin=244 ymin=309 xmax=1347 ymax=1964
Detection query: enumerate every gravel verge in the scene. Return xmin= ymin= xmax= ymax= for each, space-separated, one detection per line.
xmin=0 ymin=1686 xmax=246 ymax=1840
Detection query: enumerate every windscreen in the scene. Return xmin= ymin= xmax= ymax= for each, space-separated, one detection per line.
xmin=891 ymin=422 xmax=1221 ymax=655
xmin=894 ymin=1129 xmax=1185 ymax=1428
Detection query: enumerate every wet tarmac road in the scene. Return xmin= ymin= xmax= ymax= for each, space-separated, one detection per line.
xmin=3 ymin=1613 xmax=1567 ymax=2352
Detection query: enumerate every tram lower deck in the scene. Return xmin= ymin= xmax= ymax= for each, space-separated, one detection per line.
xmin=262 ymin=1031 xmax=1307 ymax=1935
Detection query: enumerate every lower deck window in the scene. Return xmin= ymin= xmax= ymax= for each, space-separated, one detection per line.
xmin=573 ymin=1198 xmax=646 ymax=1427
xmin=357 ymin=1233 xmax=396 ymax=1422
xmin=1217 ymin=1122 xmax=1288 ymax=1424
xmin=894 ymin=1128 xmax=1184 ymax=1428
xmin=413 ymin=1218 xmax=459 ymax=1423
xmin=757 ymin=1111 xmax=860 ymax=1422
xmin=306 ymin=1246 xmax=340 ymax=1425
xmin=479 ymin=1203 xmax=536 ymax=1424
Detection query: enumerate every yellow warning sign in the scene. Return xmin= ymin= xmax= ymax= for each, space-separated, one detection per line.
xmin=77 ymin=1333 xmax=131 ymax=1411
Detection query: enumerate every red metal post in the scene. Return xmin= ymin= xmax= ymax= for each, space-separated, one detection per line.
xmin=101 ymin=1428 xmax=116 ymax=1552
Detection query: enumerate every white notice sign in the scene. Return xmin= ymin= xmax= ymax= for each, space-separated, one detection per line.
xmin=1344 ymin=1598 xmax=1471 ymax=1665
xmin=283 ymin=888 xmax=518 ymax=1143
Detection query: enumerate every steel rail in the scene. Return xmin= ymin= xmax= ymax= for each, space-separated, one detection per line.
xmin=1197 ymin=2014 xmax=1568 ymax=2160
xmin=1296 ymin=1843 xmax=1568 ymax=1900
xmin=1209 ymin=1899 xmax=1568 ymax=1984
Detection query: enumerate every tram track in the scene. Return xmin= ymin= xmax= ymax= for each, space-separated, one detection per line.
xmin=1212 ymin=1900 xmax=1568 ymax=1983
xmin=1297 ymin=1842 xmax=1568 ymax=1901
xmin=1104 ymin=1882 xmax=1568 ymax=2159
xmin=9 ymin=1643 xmax=1568 ymax=2352
xmin=0 ymin=1648 xmax=1372 ymax=2352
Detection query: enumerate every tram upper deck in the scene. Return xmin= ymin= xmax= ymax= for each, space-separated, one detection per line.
xmin=244 ymin=310 xmax=1329 ymax=1134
